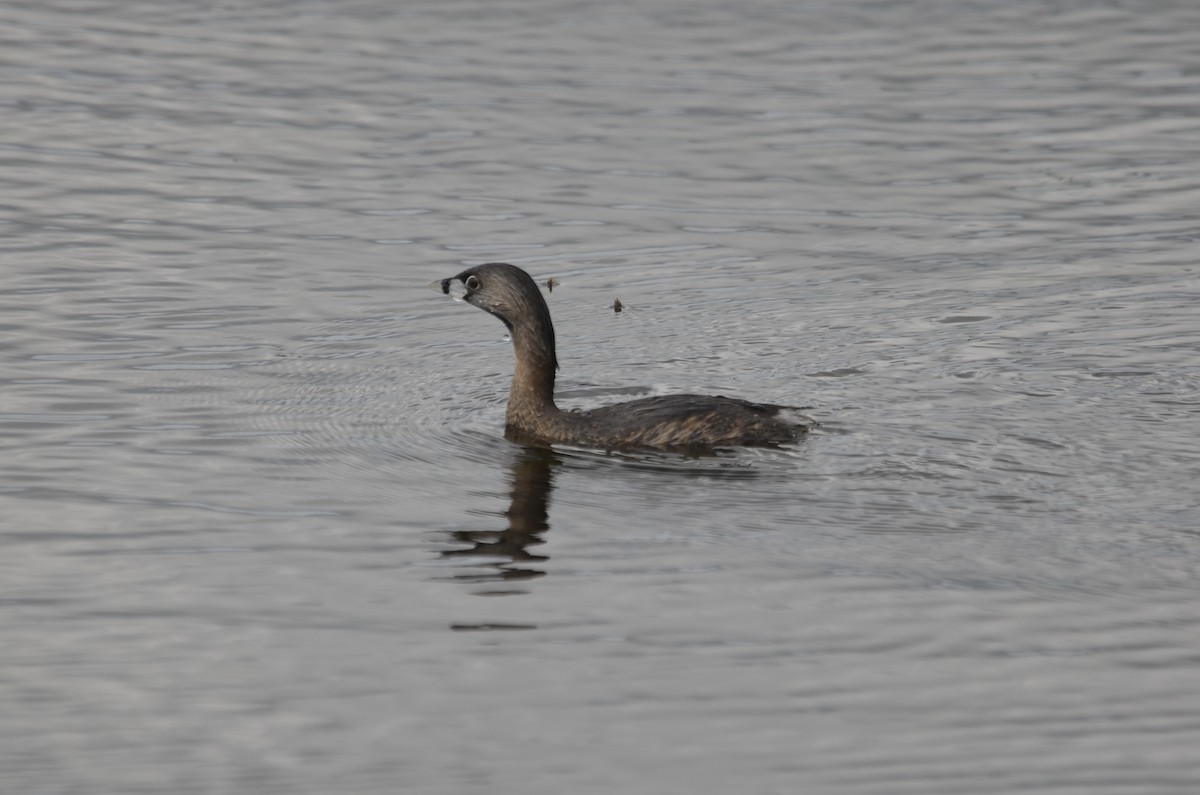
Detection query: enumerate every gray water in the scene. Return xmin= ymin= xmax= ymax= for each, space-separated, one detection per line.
xmin=3 ymin=1 xmax=1200 ymax=793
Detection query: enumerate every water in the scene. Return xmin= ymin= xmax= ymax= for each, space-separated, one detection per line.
xmin=3 ymin=1 xmax=1200 ymax=793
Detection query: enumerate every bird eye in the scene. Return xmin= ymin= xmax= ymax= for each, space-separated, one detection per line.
xmin=465 ymin=275 xmax=481 ymax=291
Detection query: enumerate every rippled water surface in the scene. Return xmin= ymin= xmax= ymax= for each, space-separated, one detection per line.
xmin=4 ymin=1 xmax=1200 ymax=793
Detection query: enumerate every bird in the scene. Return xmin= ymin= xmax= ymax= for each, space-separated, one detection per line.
xmin=435 ymin=263 xmax=809 ymax=452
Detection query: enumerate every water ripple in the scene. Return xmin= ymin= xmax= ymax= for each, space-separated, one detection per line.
xmin=4 ymin=2 xmax=1200 ymax=794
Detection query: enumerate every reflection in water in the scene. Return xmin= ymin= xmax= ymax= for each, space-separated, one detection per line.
xmin=439 ymin=446 xmax=557 ymax=595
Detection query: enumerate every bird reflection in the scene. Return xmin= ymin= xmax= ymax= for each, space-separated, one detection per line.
xmin=439 ymin=445 xmax=557 ymax=593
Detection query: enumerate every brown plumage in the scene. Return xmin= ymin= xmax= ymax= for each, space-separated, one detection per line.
xmin=437 ymin=263 xmax=807 ymax=452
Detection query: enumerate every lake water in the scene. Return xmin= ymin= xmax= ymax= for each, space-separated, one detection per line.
xmin=3 ymin=1 xmax=1199 ymax=793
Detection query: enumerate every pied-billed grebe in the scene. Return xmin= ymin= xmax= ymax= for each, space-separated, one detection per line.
xmin=435 ymin=263 xmax=808 ymax=451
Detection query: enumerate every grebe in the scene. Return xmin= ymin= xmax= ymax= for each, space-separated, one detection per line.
xmin=436 ymin=263 xmax=807 ymax=451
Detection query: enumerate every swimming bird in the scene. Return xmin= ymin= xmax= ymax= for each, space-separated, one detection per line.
xmin=436 ymin=263 xmax=808 ymax=451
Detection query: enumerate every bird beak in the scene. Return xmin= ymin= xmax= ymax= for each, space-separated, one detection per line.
xmin=429 ymin=276 xmax=467 ymax=301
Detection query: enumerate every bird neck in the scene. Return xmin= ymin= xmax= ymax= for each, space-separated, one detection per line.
xmin=506 ymin=318 xmax=559 ymax=425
